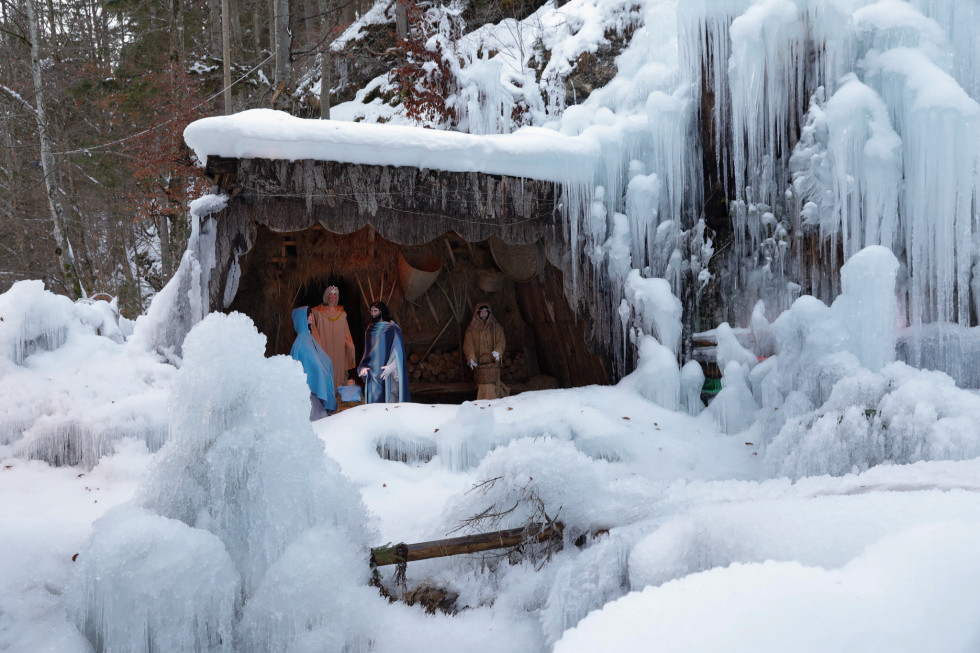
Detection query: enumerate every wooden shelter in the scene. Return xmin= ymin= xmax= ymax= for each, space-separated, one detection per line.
xmin=202 ymin=156 xmax=609 ymax=402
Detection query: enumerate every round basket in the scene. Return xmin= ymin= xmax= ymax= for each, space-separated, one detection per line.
xmin=477 ymin=269 xmax=505 ymax=293
xmin=398 ymin=249 xmax=442 ymax=301
xmin=489 ymin=236 xmax=543 ymax=283
xmin=473 ymin=362 xmax=500 ymax=385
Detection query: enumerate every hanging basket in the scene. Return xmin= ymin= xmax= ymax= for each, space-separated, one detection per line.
xmin=477 ymin=269 xmax=505 ymax=293
xmin=398 ymin=249 xmax=442 ymax=302
xmin=489 ymin=236 xmax=543 ymax=283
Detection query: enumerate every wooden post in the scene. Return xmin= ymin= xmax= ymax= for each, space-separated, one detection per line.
xmin=370 ymin=522 xmax=563 ymax=567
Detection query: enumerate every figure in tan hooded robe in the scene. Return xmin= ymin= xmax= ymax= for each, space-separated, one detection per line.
xmin=311 ymin=285 xmax=356 ymax=390
xmin=463 ymin=302 xmax=509 ymax=400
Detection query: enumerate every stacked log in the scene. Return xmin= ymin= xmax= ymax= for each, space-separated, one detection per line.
xmin=407 ymin=350 xmax=464 ymax=383
xmin=407 ymin=349 xmax=529 ymax=384
xmin=499 ymin=351 xmax=528 ymax=384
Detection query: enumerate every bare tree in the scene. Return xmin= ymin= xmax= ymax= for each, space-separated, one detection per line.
xmin=24 ymin=0 xmax=80 ymax=297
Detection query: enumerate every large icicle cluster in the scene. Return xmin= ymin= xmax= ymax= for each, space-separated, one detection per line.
xmin=757 ymin=247 xmax=980 ymax=478
xmin=67 ymin=312 xmax=381 ymax=653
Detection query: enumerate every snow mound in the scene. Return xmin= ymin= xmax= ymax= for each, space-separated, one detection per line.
xmin=0 ymin=281 xmax=172 ymax=466
xmin=67 ymin=505 xmax=239 ymax=653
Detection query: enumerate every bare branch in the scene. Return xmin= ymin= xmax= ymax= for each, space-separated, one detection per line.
xmin=0 ymin=83 xmax=40 ymax=119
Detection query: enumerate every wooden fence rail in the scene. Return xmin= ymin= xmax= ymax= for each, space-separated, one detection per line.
xmin=370 ymin=522 xmax=564 ymax=567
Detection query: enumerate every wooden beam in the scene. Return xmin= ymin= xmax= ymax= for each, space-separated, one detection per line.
xmin=370 ymin=522 xmax=563 ymax=566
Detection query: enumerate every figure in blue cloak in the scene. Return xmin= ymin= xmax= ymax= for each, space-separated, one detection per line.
xmin=357 ymin=301 xmax=410 ymax=403
xmin=290 ymin=306 xmax=337 ymax=419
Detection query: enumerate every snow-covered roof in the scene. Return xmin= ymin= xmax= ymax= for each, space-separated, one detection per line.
xmin=183 ymin=109 xmax=598 ymax=183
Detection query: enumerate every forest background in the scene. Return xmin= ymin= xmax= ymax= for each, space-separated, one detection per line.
xmin=0 ymin=0 xmax=464 ymax=315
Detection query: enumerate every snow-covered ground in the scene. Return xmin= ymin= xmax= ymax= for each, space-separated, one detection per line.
xmin=4 ymin=271 xmax=980 ymax=652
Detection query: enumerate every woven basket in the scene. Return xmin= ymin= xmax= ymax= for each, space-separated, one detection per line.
xmin=398 ymin=249 xmax=442 ymax=301
xmin=489 ymin=236 xmax=543 ymax=283
xmin=473 ymin=361 xmax=500 ymax=385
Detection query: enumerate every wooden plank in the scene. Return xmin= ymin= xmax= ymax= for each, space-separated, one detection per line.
xmin=370 ymin=522 xmax=563 ymax=566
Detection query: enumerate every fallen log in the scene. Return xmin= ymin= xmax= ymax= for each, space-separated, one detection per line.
xmin=370 ymin=522 xmax=564 ymax=567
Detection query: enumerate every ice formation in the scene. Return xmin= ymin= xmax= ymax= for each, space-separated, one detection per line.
xmin=617 ymin=335 xmax=681 ymax=411
xmin=67 ymin=505 xmax=240 ymax=653
xmin=70 ymin=312 xmax=375 ymax=652
xmin=128 ymin=193 xmax=226 ymax=363
xmin=0 ymin=281 xmax=171 ymax=466
xmin=679 ymin=359 xmax=705 ymax=416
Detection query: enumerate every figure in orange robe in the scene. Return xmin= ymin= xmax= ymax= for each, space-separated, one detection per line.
xmin=310 ymin=285 xmax=356 ymax=391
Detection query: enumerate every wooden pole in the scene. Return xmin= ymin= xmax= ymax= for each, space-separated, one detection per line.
xmin=370 ymin=522 xmax=563 ymax=567
xmin=356 ymin=273 xmax=369 ymax=307
xmin=386 ymin=276 xmax=396 ymax=304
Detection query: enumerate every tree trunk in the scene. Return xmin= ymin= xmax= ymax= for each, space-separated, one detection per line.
xmin=26 ymin=0 xmax=80 ymax=298
xmin=170 ymin=0 xmax=184 ymax=61
xmin=304 ymin=0 xmax=316 ymax=42
xmin=252 ymin=2 xmax=263 ymax=63
xmin=273 ymin=0 xmax=291 ymax=103
xmin=97 ymin=0 xmax=111 ymax=73
xmin=222 ymin=0 xmax=232 ymax=113
xmin=45 ymin=0 xmax=57 ymax=37
xmin=229 ymin=0 xmax=242 ymax=54
xmin=157 ymin=214 xmax=172 ymax=278
xmin=395 ymin=0 xmax=407 ymax=40
xmin=318 ymin=0 xmax=331 ymax=119
xmin=208 ymin=0 xmax=222 ymax=58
